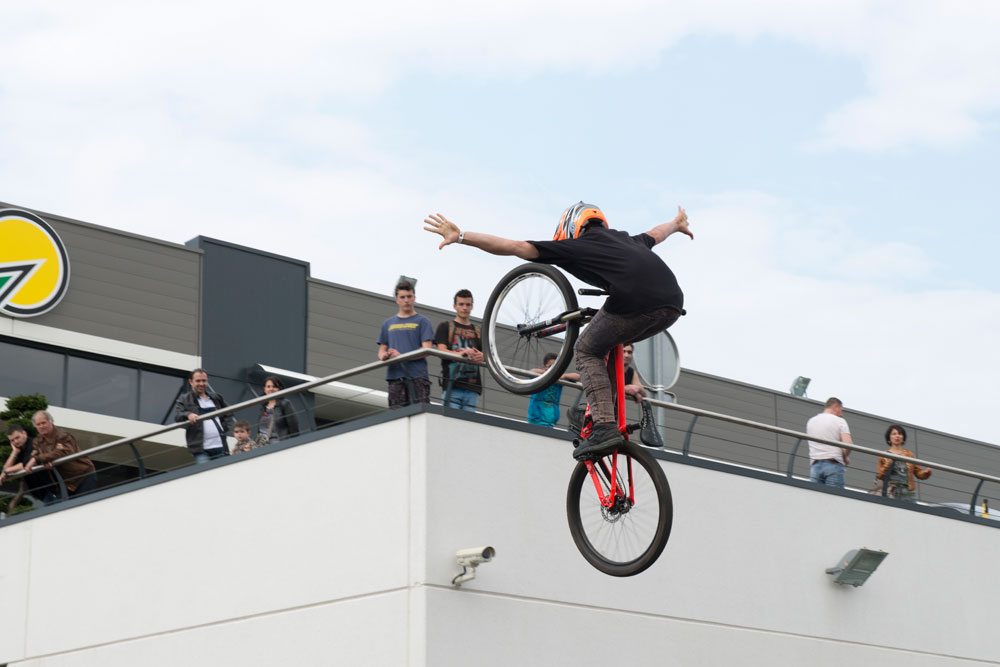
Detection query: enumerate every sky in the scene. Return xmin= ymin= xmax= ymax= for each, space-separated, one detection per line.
xmin=1 ymin=1 xmax=998 ymax=444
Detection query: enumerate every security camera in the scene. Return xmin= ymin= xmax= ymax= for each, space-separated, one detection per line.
xmin=452 ymin=546 xmax=496 ymax=586
xmin=456 ymin=546 xmax=495 ymax=567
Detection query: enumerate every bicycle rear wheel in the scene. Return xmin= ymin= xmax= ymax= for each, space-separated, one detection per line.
xmin=566 ymin=442 xmax=672 ymax=577
xmin=482 ymin=263 xmax=579 ymax=395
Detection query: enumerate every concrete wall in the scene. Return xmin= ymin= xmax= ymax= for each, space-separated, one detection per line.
xmin=1 ymin=411 xmax=997 ymax=666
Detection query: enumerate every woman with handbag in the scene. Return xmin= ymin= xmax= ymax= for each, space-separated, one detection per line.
xmin=256 ymin=376 xmax=301 ymax=446
xmin=874 ymin=424 xmax=931 ymax=502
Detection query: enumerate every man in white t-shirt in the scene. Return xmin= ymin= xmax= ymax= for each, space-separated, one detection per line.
xmin=806 ymin=397 xmax=853 ymax=488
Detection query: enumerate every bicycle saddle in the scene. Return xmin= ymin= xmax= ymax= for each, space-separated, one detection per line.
xmin=639 ymin=399 xmax=664 ymax=448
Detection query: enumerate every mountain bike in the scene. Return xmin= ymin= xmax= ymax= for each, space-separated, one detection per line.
xmin=481 ymin=262 xmax=673 ymax=577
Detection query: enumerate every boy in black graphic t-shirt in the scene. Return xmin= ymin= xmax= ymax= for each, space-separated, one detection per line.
xmin=434 ymin=289 xmax=484 ymax=412
xmin=425 ymin=202 xmax=692 ymax=459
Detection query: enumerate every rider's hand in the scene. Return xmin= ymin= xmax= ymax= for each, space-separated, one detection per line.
xmin=673 ymin=206 xmax=693 ymax=240
xmin=423 ymin=213 xmax=461 ymax=249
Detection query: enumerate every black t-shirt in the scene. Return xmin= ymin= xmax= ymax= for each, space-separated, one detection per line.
xmin=434 ymin=320 xmax=483 ymax=393
xmin=528 ymin=226 xmax=683 ymax=316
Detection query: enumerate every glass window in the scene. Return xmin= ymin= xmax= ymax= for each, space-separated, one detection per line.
xmin=140 ymin=370 xmax=186 ymax=424
xmin=66 ymin=357 xmax=138 ymax=419
xmin=0 ymin=340 xmax=65 ymax=404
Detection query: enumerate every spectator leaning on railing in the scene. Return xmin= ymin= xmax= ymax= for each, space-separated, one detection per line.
xmin=621 ymin=344 xmax=647 ymax=403
xmin=258 ymin=376 xmax=300 ymax=444
xmin=377 ymin=281 xmax=434 ymax=409
xmin=174 ymin=368 xmax=233 ymax=464
xmin=434 ymin=288 xmax=485 ymax=412
xmin=874 ymin=424 xmax=931 ymax=502
xmin=22 ymin=411 xmax=97 ymax=503
xmin=1 ymin=424 xmax=53 ymax=504
xmin=527 ymin=352 xmax=580 ymax=428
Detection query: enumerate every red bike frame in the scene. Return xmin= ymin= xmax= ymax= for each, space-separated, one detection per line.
xmin=582 ymin=344 xmax=634 ymax=509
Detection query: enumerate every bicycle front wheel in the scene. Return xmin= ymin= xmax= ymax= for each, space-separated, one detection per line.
xmin=482 ymin=263 xmax=579 ymax=395
xmin=566 ymin=442 xmax=673 ymax=577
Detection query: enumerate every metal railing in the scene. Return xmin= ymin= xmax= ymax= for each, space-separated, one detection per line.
xmin=642 ymin=396 xmax=1000 ymax=514
xmin=4 ymin=348 xmax=998 ymax=517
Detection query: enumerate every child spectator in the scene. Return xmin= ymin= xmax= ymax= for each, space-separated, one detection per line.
xmin=232 ymin=421 xmax=256 ymax=453
xmin=527 ymin=353 xmax=580 ymax=428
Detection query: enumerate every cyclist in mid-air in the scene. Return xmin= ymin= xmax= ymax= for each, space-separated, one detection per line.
xmin=424 ymin=202 xmax=692 ymax=459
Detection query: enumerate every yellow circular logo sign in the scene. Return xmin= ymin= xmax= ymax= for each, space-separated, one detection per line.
xmin=0 ymin=209 xmax=71 ymax=318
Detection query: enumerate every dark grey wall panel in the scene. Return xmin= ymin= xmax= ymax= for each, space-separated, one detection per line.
xmin=2 ymin=204 xmax=202 ymax=355
xmin=190 ymin=238 xmax=309 ymax=385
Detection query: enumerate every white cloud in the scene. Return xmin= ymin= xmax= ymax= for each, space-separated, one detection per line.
xmin=1 ymin=1 xmax=998 ymax=446
xmin=3 ymin=1 xmax=999 ymax=152
xmin=663 ymin=191 xmax=1000 ymax=443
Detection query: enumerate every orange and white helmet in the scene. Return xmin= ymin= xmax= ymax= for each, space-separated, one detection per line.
xmin=553 ymin=201 xmax=608 ymax=241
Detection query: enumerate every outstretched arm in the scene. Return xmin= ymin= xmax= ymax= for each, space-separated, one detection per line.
xmin=645 ymin=206 xmax=693 ymax=245
xmin=424 ymin=213 xmax=539 ymax=259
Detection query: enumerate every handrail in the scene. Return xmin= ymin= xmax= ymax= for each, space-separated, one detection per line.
xmin=511 ymin=370 xmax=1000 ymax=487
xmin=638 ymin=396 xmax=1000 ymax=486
xmin=9 ymin=349 xmax=1000 ymax=506
xmin=8 ymin=348 xmax=467 ymax=479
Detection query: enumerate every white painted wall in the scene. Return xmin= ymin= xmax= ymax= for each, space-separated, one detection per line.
xmin=1 ymin=413 xmax=996 ymax=666
xmin=420 ymin=415 xmax=1000 ymax=666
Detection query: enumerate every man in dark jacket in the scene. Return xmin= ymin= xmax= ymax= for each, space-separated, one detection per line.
xmin=174 ymin=368 xmax=233 ymax=463
xmin=2 ymin=424 xmax=56 ymax=504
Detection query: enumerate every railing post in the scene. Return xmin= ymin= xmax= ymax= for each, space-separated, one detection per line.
xmin=682 ymin=415 xmax=698 ymax=456
xmin=786 ymin=438 xmax=803 ymax=478
xmin=52 ymin=469 xmax=69 ymax=503
xmin=128 ymin=442 xmax=147 ymax=479
xmin=970 ymin=479 xmax=985 ymax=516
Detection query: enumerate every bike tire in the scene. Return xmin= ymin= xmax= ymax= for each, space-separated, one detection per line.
xmin=566 ymin=442 xmax=673 ymax=577
xmin=482 ymin=263 xmax=580 ymax=395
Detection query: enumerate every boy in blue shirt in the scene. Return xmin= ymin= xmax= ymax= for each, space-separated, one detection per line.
xmin=377 ymin=281 xmax=435 ymax=408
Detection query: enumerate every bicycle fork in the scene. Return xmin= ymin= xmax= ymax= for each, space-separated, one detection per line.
xmin=585 ymin=452 xmax=635 ymax=509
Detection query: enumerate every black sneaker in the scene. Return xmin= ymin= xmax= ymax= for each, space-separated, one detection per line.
xmin=573 ymin=422 xmax=625 ymax=460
